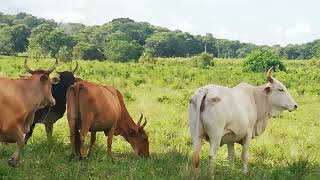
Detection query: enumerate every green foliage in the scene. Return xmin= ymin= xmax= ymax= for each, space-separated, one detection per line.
xmin=73 ymin=42 xmax=105 ymax=60
xmin=1 ymin=12 xmax=320 ymax=60
xmin=57 ymin=46 xmax=73 ymax=62
xmin=199 ymin=52 xmax=214 ymax=68
xmin=138 ymin=48 xmax=156 ymax=64
xmin=191 ymin=52 xmax=214 ymax=68
xmin=243 ymin=49 xmax=285 ymax=72
xmin=104 ymin=39 xmax=142 ymax=62
xmin=28 ymin=26 xmax=76 ymax=58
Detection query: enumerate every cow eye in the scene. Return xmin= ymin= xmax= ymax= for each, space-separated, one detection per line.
xmin=278 ymin=89 xmax=284 ymax=92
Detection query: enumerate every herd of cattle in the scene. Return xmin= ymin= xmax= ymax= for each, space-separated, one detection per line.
xmin=0 ymin=58 xmax=149 ymax=167
xmin=0 ymin=58 xmax=297 ymax=175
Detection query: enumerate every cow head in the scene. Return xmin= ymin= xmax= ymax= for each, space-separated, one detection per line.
xmin=55 ymin=61 xmax=78 ymax=87
xmin=24 ymin=57 xmax=58 ymax=76
xmin=37 ymin=74 xmax=56 ymax=108
xmin=127 ymin=113 xmax=149 ymax=157
xmin=263 ymin=67 xmax=298 ymax=117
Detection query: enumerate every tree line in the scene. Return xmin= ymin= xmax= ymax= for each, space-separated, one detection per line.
xmin=0 ymin=12 xmax=319 ymax=61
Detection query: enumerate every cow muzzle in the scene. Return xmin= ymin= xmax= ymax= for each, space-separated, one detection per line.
xmin=288 ymin=104 xmax=298 ymax=112
xmin=50 ymin=97 xmax=56 ymax=106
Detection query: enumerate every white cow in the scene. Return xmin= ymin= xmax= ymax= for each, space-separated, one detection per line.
xmin=189 ymin=67 xmax=297 ymax=174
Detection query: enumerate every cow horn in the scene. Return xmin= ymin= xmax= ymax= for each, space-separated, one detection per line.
xmin=24 ymin=57 xmax=35 ymax=74
xmin=267 ymin=66 xmax=273 ymax=83
xmin=47 ymin=58 xmax=58 ymax=74
xmin=72 ymin=61 xmax=78 ymax=73
xmin=138 ymin=113 xmax=143 ymax=126
xmin=141 ymin=117 xmax=147 ymax=128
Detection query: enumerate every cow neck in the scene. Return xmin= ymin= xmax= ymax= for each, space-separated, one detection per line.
xmin=116 ymin=106 xmax=138 ymax=142
xmin=18 ymin=76 xmax=44 ymax=112
xmin=252 ymin=84 xmax=271 ymax=137
xmin=118 ymin=111 xmax=138 ymax=140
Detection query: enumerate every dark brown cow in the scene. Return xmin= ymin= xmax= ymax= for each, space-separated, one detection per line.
xmin=66 ymin=81 xmax=149 ymax=160
xmin=0 ymin=72 xmax=56 ymax=167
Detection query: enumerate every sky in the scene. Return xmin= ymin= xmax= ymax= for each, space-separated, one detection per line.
xmin=0 ymin=0 xmax=319 ymax=46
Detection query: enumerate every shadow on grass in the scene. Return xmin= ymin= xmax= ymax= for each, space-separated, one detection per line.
xmin=1 ymin=140 xmax=319 ymax=179
xmin=180 ymin=157 xmax=320 ymax=180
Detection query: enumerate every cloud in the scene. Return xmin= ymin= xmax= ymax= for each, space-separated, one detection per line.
xmin=284 ymin=22 xmax=311 ymax=37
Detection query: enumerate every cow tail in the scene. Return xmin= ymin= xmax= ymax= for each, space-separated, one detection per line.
xmin=189 ymin=87 xmax=208 ymax=168
xmin=74 ymin=84 xmax=81 ymax=155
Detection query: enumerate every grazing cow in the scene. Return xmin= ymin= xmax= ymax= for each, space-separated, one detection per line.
xmin=189 ymin=67 xmax=298 ymax=174
xmin=24 ymin=60 xmax=79 ymax=144
xmin=0 ymin=63 xmax=57 ymax=167
xmin=66 ymin=81 xmax=149 ymax=159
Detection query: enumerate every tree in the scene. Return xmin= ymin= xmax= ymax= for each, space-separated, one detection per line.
xmin=57 ymin=46 xmax=73 ymax=62
xmin=28 ymin=25 xmax=76 ymax=58
xmin=73 ymin=42 xmax=105 ymax=60
xmin=0 ymin=25 xmax=14 ymax=55
xmin=243 ymin=49 xmax=285 ymax=72
xmin=11 ymin=24 xmax=30 ymax=52
xmin=104 ymin=39 xmax=142 ymax=62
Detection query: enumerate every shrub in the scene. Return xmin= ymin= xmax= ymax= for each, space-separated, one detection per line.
xmin=243 ymin=49 xmax=285 ymax=72
xmin=139 ymin=48 xmax=156 ymax=64
xmin=191 ymin=52 xmax=214 ymax=69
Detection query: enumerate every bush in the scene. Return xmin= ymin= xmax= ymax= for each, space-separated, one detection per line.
xmin=191 ymin=52 xmax=214 ymax=69
xmin=139 ymin=48 xmax=156 ymax=64
xmin=243 ymin=49 xmax=285 ymax=72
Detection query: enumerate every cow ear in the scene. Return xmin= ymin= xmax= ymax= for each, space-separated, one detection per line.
xmin=263 ymin=86 xmax=272 ymax=95
xmin=40 ymin=74 xmax=49 ymax=82
xmin=51 ymin=77 xmax=60 ymax=84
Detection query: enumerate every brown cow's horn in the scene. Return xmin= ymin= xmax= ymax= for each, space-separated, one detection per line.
xmin=267 ymin=66 xmax=273 ymax=83
xmin=24 ymin=57 xmax=35 ymax=74
xmin=73 ymin=61 xmax=78 ymax=73
xmin=138 ymin=113 xmax=143 ymax=126
xmin=47 ymin=58 xmax=58 ymax=74
xmin=141 ymin=117 xmax=147 ymax=128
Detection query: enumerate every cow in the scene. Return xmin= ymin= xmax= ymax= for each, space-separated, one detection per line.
xmin=0 ymin=61 xmax=57 ymax=167
xmin=23 ymin=60 xmax=79 ymax=144
xmin=66 ymin=81 xmax=149 ymax=160
xmin=189 ymin=67 xmax=298 ymax=175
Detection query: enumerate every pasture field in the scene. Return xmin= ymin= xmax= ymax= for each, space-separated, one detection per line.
xmin=0 ymin=56 xmax=319 ymax=179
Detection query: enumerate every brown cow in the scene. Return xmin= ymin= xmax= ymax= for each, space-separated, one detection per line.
xmin=0 ymin=68 xmax=56 ymax=167
xmin=66 ymin=81 xmax=149 ymax=160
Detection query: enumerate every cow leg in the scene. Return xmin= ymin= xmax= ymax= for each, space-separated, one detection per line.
xmin=207 ymin=130 xmax=223 ymax=174
xmin=87 ymin=132 xmax=96 ymax=157
xmin=45 ymin=122 xmax=53 ymax=139
xmin=241 ymin=133 xmax=251 ymax=174
xmin=8 ymin=128 xmax=24 ymax=167
xmin=67 ymin=116 xmax=76 ymax=160
xmin=105 ymin=122 xmax=117 ymax=155
xmin=24 ymin=123 xmax=36 ymax=145
xmin=192 ymin=136 xmax=202 ymax=171
xmin=227 ymin=143 xmax=235 ymax=161
xmin=79 ymin=129 xmax=89 ymax=159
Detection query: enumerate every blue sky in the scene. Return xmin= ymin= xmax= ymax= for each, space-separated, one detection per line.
xmin=1 ymin=0 xmax=319 ymax=46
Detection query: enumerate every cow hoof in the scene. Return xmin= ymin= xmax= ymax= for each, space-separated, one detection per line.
xmin=8 ymin=158 xmax=17 ymax=167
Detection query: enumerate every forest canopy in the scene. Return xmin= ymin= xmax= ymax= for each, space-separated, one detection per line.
xmin=0 ymin=12 xmax=319 ymax=61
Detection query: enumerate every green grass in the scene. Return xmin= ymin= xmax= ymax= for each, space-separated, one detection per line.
xmin=0 ymin=56 xmax=319 ymax=179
